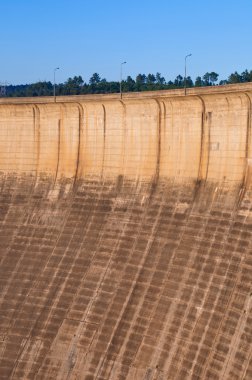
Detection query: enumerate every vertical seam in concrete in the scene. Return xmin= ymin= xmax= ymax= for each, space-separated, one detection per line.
xmin=73 ymin=103 xmax=84 ymax=186
xmin=244 ymin=93 xmax=252 ymax=160
xmin=195 ymin=95 xmax=209 ymax=184
xmin=244 ymin=92 xmax=251 ymax=183
xmin=54 ymin=117 xmax=61 ymax=187
xmin=32 ymin=104 xmax=40 ymax=181
xmin=101 ymin=104 xmax=106 ymax=180
xmin=83 ymin=104 xmax=89 ymax=179
xmin=36 ymin=105 xmax=41 ymax=176
xmin=161 ymin=100 xmax=167 ymax=132
xmin=153 ymin=98 xmax=162 ymax=189
xmin=118 ymin=99 xmax=126 ymax=179
xmin=53 ymin=102 xmax=67 ymax=186
xmin=160 ymin=99 xmax=166 ymax=173
xmin=236 ymin=92 xmax=251 ymax=207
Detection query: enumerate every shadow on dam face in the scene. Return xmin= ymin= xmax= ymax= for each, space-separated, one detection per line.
xmin=0 ymin=84 xmax=252 ymax=380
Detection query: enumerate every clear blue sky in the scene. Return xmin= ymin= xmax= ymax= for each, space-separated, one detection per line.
xmin=1 ymin=0 xmax=252 ymax=85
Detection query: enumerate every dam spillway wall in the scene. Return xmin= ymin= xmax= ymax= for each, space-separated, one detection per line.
xmin=1 ymin=86 xmax=252 ymax=184
xmin=0 ymin=84 xmax=252 ymax=379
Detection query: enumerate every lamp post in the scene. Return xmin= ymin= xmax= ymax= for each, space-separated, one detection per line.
xmin=184 ymin=54 xmax=192 ymax=96
xmin=120 ymin=61 xmax=126 ymax=98
xmin=53 ymin=67 xmax=59 ymax=102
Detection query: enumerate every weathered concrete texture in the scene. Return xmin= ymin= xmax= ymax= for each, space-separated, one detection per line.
xmin=0 ymin=84 xmax=252 ymax=379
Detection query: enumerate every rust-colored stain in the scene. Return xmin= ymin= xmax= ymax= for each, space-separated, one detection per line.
xmin=0 ymin=84 xmax=252 ymax=379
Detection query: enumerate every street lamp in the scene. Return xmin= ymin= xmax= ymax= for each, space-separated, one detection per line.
xmin=120 ymin=61 xmax=127 ymax=98
xmin=53 ymin=67 xmax=60 ymax=102
xmin=184 ymin=54 xmax=192 ymax=96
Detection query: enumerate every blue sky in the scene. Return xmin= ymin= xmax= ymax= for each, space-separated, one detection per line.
xmin=1 ymin=0 xmax=252 ymax=85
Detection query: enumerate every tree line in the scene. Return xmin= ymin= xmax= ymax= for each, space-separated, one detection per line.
xmin=3 ymin=69 xmax=252 ymax=97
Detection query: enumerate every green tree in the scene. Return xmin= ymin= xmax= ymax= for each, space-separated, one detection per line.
xmin=195 ymin=76 xmax=203 ymax=87
xmin=136 ymin=74 xmax=147 ymax=85
xmin=185 ymin=76 xmax=193 ymax=87
xmin=202 ymin=72 xmax=211 ymax=86
xmin=174 ymin=75 xmax=183 ymax=87
xmin=72 ymin=75 xmax=84 ymax=86
xmin=135 ymin=74 xmax=147 ymax=91
xmin=26 ymin=81 xmax=53 ymax=96
xmin=228 ymin=71 xmax=242 ymax=84
xmin=219 ymin=80 xmax=228 ymax=85
xmin=156 ymin=72 xmax=165 ymax=84
xmin=167 ymin=80 xmax=174 ymax=86
xmin=241 ymin=70 xmax=252 ymax=82
xmin=146 ymin=74 xmax=156 ymax=84
xmin=89 ymin=73 xmax=101 ymax=84
xmin=209 ymin=72 xmax=219 ymax=85
xmin=125 ymin=76 xmax=135 ymax=91
xmin=64 ymin=76 xmax=84 ymax=95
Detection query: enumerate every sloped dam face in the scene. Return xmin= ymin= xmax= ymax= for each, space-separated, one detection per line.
xmin=0 ymin=85 xmax=252 ymax=380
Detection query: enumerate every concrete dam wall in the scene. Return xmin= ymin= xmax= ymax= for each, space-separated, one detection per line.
xmin=0 ymin=84 xmax=251 ymax=379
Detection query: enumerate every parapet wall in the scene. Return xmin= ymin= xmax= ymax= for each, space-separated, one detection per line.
xmin=0 ymin=84 xmax=251 ymax=185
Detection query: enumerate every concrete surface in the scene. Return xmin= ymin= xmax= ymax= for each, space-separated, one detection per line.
xmin=0 ymin=83 xmax=251 ymax=379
